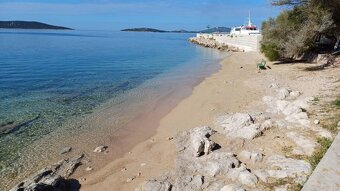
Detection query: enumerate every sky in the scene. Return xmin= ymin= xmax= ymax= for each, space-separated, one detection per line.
xmin=0 ymin=0 xmax=282 ymax=31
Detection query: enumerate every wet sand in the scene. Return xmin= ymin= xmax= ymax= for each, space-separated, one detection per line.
xmin=79 ymin=52 xmax=264 ymax=191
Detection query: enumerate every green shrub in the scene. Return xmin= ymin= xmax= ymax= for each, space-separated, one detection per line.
xmin=308 ymin=137 xmax=333 ymax=169
xmin=261 ymin=43 xmax=280 ymax=61
xmin=333 ymin=96 xmax=340 ymax=107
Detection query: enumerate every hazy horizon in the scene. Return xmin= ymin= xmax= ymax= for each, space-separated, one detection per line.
xmin=0 ymin=0 xmax=282 ymax=31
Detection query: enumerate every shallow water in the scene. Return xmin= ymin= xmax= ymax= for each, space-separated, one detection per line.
xmin=0 ymin=30 xmax=226 ymax=189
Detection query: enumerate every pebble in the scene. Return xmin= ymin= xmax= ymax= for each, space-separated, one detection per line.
xmin=137 ymin=172 xmax=142 ymax=176
xmin=60 ymin=147 xmax=72 ymax=154
xmin=85 ymin=167 xmax=93 ymax=171
xmin=93 ymin=145 xmax=107 ymax=153
xmin=314 ymin=120 xmax=320 ymax=125
xmin=140 ymin=163 xmax=146 ymax=167
xmin=121 ymin=167 xmax=127 ymax=172
xmin=167 ymin=137 xmax=174 ymax=141
xmin=126 ymin=176 xmax=136 ymax=183
xmin=80 ymin=178 xmax=87 ymax=182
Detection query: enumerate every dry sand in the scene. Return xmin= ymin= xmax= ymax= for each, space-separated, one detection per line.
xmin=78 ymin=51 xmax=340 ymax=191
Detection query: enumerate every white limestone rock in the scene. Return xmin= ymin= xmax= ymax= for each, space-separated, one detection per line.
xmin=175 ymin=175 xmax=203 ymax=191
xmin=229 ymin=165 xmax=258 ymax=187
xmin=282 ymin=104 xmax=302 ymax=116
xmin=274 ymin=120 xmax=287 ymax=129
xmin=251 ymin=152 xmax=264 ymax=163
xmin=266 ymin=155 xmax=311 ymax=184
xmin=176 ymin=150 xmax=240 ymax=178
xmin=215 ymin=113 xmax=263 ymax=139
xmin=238 ymin=151 xmax=251 ymax=161
xmin=276 ymin=100 xmax=290 ymax=112
xmin=177 ymin=126 xmax=216 ymax=157
xmin=60 ymin=147 xmax=72 ymax=154
xmin=238 ymin=151 xmax=263 ymax=164
xmin=311 ymin=127 xmax=333 ymax=139
xmin=204 ymin=181 xmax=225 ymax=191
xmin=220 ymin=184 xmax=245 ymax=191
xmin=276 ymin=88 xmax=291 ymax=100
xmin=253 ymin=170 xmax=269 ymax=182
xmin=93 ymin=145 xmax=107 ymax=153
xmin=262 ymin=96 xmax=274 ymax=104
xmin=286 ymin=132 xmax=318 ymax=156
xmin=293 ymin=99 xmax=309 ymax=110
xmin=135 ymin=177 xmax=172 ymax=191
xmin=289 ymin=91 xmax=301 ymax=98
xmin=275 ymin=99 xmax=310 ymax=126
xmin=216 ymin=113 xmax=254 ymax=129
xmin=269 ymin=83 xmax=280 ymax=89
xmin=260 ymin=120 xmax=273 ymax=131
xmin=238 ymin=170 xmax=258 ymax=187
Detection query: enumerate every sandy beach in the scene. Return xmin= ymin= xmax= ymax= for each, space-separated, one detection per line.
xmin=76 ymin=50 xmax=339 ymax=191
xmin=78 ymin=52 xmax=265 ymax=190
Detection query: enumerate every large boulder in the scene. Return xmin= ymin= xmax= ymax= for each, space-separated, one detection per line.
xmin=238 ymin=150 xmax=263 ymax=164
xmin=135 ymin=176 xmax=172 ymax=191
xmin=275 ymin=99 xmax=310 ymax=127
xmin=176 ymin=151 xmax=241 ymax=177
xmin=276 ymin=88 xmax=291 ymax=100
xmin=177 ymin=126 xmax=216 ymax=157
xmin=229 ymin=165 xmax=258 ymax=187
xmin=215 ymin=113 xmax=263 ymax=139
xmin=10 ymin=155 xmax=83 ymax=191
xmin=174 ymin=175 xmax=204 ymax=191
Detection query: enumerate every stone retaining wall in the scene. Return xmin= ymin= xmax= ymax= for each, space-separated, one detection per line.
xmin=196 ymin=33 xmax=262 ymax=52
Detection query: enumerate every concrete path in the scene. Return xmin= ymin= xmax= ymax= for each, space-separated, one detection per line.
xmin=302 ymin=133 xmax=340 ymax=191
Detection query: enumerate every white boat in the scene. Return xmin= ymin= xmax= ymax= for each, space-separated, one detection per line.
xmin=230 ymin=13 xmax=260 ymax=35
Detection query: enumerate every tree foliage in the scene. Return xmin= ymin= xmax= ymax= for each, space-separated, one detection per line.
xmin=261 ymin=0 xmax=340 ymax=60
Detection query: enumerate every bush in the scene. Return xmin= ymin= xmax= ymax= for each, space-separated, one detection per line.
xmin=261 ymin=0 xmax=339 ymax=60
xmin=308 ymin=137 xmax=333 ymax=169
xmin=333 ymin=96 xmax=340 ymax=107
xmin=261 ymin=43 xmax=280 ymax=61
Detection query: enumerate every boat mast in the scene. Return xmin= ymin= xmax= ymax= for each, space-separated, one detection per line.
xmin=248 ymin=12 xmax=252 ymax=27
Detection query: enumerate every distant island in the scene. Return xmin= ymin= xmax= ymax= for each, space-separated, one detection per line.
xmin=121 ymin=27 xmax=231 ymax=34
xmin=121 ymin=28 xmax=167 ymax=33
xmin=0 ymin=21 xmax=73 ymax=30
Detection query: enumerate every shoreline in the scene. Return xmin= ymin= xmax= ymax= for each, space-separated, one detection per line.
xmin=2 ymin=44 xmax=223 ymax=190
xmin=9 ymin=49 xmax=339 ymax=190
xmin=78 ymin=50 xmax=339 ymax=191
xmin=79 ymin=51 xmax=264 ymax=190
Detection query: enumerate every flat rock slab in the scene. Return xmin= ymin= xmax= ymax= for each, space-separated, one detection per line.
xmin=286 ymin=132 xmax=317 ymax=156
xmin=254 ymin=155 xmax=311 ymax=184
xmin=215 ymin=113 xmax=264 ymax=140
xmin=302 ymin=133 xmax=340 ymax=191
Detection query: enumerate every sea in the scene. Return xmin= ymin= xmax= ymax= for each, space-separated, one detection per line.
xmin=0 ymin=29 xmax=226 ymax=189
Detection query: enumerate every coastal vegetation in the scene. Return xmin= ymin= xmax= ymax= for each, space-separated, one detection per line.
xmin=308 ymin=137 xmax=333 ymax=169
xmin=261 ymin=0 xmax=340 ymax=60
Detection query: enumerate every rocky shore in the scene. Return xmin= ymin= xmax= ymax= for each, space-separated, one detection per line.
xmin=10 ymin=51 xmax=339 ymax=191
xmin=10 ymin=155 xmax=84 ymax=191
xmin=133 ymin=80 xmax=337 ymax=191
xmin=189 ymin=37 xmax=242 ymax=52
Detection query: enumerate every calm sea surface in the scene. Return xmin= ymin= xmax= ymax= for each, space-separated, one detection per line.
xmin=0 ymin=30 xmax=225 ymax=189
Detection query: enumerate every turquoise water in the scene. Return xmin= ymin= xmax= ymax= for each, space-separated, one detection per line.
xmin=0 ymin=30 xmax=225 ymax=189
